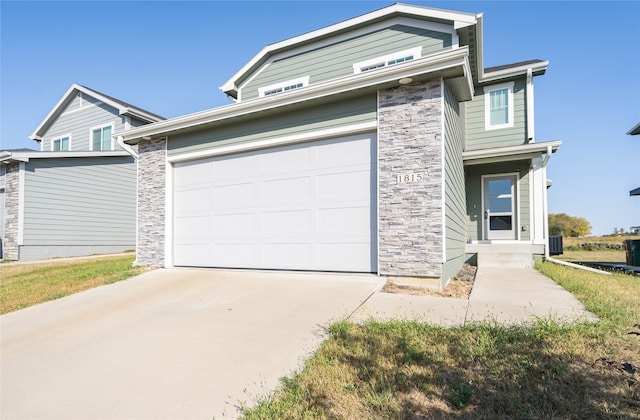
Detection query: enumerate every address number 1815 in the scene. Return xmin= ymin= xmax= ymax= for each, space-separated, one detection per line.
xmin=396 ymin=173 xmax=424 ymax=184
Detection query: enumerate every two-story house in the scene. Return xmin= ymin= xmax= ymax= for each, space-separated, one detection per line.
xmin=0 ymin=84 xmax=164 ymax=260
xmin=118 ymin=3 xmax=560 ymax=287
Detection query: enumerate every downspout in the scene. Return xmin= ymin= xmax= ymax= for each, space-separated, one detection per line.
xmin=526 ymin=67 xmax=535 ymax=143
xmin=542 ymin=145 xmax=552 ymax=258
xmin=117 ymin=135 xmax=138 ymax=159
xmin=116 ymin=135 xmax=139 ymax=266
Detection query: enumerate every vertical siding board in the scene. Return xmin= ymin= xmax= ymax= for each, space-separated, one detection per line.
xmin=443 ymin=82 xmax=466 ymax=284
xmin=465 ymin=78 xmax=527 ymax=150
xmin=21 ymin=157 xmax=136 ymax=245
xmin=240 ymin=25 xmax=452 ymax=101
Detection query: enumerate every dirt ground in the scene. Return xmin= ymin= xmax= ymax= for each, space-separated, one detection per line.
xmin=382 ymin=264 xmax=477 ymax=299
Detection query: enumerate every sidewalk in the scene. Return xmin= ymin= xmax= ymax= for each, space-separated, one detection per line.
xmin=350 ymin=266 xmax=599 ymax=326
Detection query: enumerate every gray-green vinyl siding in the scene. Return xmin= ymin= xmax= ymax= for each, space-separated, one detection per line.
xmin=465 ymin=160 xmax=531 ymax=241
xmin=465 ymin=78 xmax=527 ymax=150
xmin=22 ymin=157 xmax=136 ymax=247
xmin=41 ymin=95 xmax=127 ymax=152
xmin=442 ymin=82 xmax=466 ymax=285
xmin=168 ymin=94 xmax=377 ymax=158
xmin=239 ymin=24 xmax=452 ymax=101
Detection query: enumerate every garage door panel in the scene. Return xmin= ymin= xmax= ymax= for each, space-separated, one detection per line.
xmin=174 ymin=216 xmax=211 ymax=240
xmin=317 ymin=242 xmax=372 ymax=271
xmin=317 ymin=170 xmax=371 ymax=199
xmin=262 ymin=146 xmax=312 ymax=173
xmin=174 ymin=187 xmax=212 ymax=213
xmin=262 ymin=210 xmax=311 ymax=234
xmin=317 ymin=206 xmax=370 ymax=232
xmin=262 ymin=177 xmax=311 ymax=202
xmin=262 ymin=243 xmax=312 ymax=268
xmin=213 ymin=243 xmax=257 ymax=267
xmin=213 ymin=182 xmax=255 ymax=208
xmin=174 ymin=160 xmax=214 ymax=187
xmin=173 ymin=133 xmax=376 ymax=272
xmin=213 ymin=213 xmax=255 ymax=235
xmin=174 ymin=243 xmax=213 ymax=267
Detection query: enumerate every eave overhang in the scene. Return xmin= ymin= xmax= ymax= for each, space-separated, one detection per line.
xmin=630 ymin=187 xmax=640 ymax=196
xmin=479 ymin=60 xmax=548 ymax=84
xmin=0 ymin=150 xmax=131 ymax=164
xmin=463 ymin=140 xmax=561 ymax=165
xmin=627 ymin=122 xmax=640 ymax=135
xmin=122 ymin=47 xmax=473 ymax=145
xmin=220 ymin=3 xmax=479 ymax=98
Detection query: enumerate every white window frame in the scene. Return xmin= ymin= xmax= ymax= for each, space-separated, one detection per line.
xmin=484 ymin=82 xmax=515 ymax=130
xmin=352 ymin=46 xmax=423 ymax=74
xmin=258 ymin=76 xmax=310 ymax=98
xmin=89 ymin=122 xmax=115 ymax=151
xmin=51 ymin=134 xmax=72 ymax=151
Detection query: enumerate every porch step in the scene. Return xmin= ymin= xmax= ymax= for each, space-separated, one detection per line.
xmin=467 ymin=243 xmax=538 ymax=269
xmin=477 ymin=251 xmax=533 ymax=268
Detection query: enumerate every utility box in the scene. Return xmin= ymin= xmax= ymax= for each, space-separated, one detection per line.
xmin=549 ymin=236 xmax=563 ymax=256
xmin=624 ymin=240 xmax=640 ymax=266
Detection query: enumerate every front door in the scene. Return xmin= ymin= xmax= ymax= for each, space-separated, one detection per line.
xmin=483 ymin=175 xmax=517 ymax=240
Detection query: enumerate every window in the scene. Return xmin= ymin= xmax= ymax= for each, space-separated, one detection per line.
xmin=484 ymin=82 xmax=514 ymax=130
xmin=352 ymin=47 xmax=423 ymax=74
xmin=91 ymin=124 xmax=113 ymax=151
xmin=258 ymin=76 xmax=309 ymax=98
xmin=52 ymin=135 xmax=70 ymax=151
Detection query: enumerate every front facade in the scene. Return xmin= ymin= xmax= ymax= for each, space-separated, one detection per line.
xmin=122 ymin=4 xmax=560 ymax=287
xmin=0 ymin=84 xmax=164 ymax=261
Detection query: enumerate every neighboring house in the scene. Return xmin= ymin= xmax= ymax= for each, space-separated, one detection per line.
xmin=119 ymin=3 xmax=561 ymax=287
xmin=0 ymin=84 xmax=164 ymax=261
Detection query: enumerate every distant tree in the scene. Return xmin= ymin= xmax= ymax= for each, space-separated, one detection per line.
xmin=548 ymin=213 xmax=592 ymax=237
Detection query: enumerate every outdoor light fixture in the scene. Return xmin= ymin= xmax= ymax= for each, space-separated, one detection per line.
xmin=398 ymin=77 xmax=413 ymax=85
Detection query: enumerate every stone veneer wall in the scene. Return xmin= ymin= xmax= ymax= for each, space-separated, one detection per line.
xmin=377 ymin=79 xmax=444 ymax=277
xmin=3 ymin=162 xmax=20 ymax=260
xmin=136 ymin=138 xmax=167 ymax=267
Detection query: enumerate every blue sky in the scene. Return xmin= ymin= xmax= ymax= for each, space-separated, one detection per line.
xmin=1 ymin=1 xmax=638 ymax=236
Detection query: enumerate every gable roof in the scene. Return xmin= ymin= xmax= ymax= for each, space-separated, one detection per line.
xmin=220 ymin=3 xmax=480 ymax=99
xmin=628 ymin=122 xmax=640 ymax=135
xmin=30 ymin=83 xmax=165 ymax=142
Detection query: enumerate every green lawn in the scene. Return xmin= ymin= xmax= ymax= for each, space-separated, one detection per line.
xmin=242 ymin=262 xmax=640 ymax=418
xmin=0 ymin=255 xmax=146 ymax=314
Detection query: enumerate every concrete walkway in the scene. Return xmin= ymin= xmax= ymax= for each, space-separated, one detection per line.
xmin=1 ymin=265 xmax=597 ymax=419
xmin=351 ymin=266 xmax=599 ymax=326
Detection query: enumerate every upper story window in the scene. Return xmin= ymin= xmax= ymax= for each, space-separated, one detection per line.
xmin=484 ymin=82 xmax=514 ymax=130
xmin=52 ymin=135 xmax=71 ymax=151
xmin=91 ymin=124 xmax=113 ymax=151
xmin=258 ymin=76 xmax=310 ymax=98
xmin=352 ymin=46 xmax=423 ymax=74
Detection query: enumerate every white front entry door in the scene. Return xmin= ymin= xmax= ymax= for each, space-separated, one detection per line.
xmin=172 ymin=133 xmax=376 ymax=272
xmin=483 ymin=175 xmax=517 ymax=240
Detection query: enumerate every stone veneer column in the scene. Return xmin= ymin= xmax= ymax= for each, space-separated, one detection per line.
xmin=378 ymin=79 xmax=443 ymax=277
xmin=136 ymin=138 xmax=167 ymax=267
xmin=3 ymin=162 xmax=20 ymax=260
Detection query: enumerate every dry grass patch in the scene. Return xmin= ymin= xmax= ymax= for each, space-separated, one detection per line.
xmin=242 ymin=262 xmax=639 ymax=419
xmin=382 ymin=264 xmax=477 ymax=299
xmin=557 ymin=249 xmax=627 ymax=263
xmin=0 ymin=255 xmax=146 ymax=314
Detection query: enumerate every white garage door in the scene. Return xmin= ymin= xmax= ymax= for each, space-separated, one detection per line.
xmin=172 ymin=133 xmax=376 ymax=272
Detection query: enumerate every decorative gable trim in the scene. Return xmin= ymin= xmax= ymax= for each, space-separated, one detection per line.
xmin=30 ymin=84 xmax=164 ymax=142
xmin=222 ymin=4 xmax=478 ymax=98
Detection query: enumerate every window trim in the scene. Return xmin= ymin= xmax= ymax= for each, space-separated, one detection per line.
xmin=258 ymin=76 xmax=310 ymax=98
xmin=89 ymin=122 xmax=115 ymax=151
xmin=51 ymin=134 xmax=72 ymax=151
xmin=352 ymin=46 xmax=423 ymax=74
xmin=484 ymin=82 xmax=515 ymax=130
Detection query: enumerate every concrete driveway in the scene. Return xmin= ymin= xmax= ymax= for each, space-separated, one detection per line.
xmin=1 ymin=268 xmax=383 ymax=419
